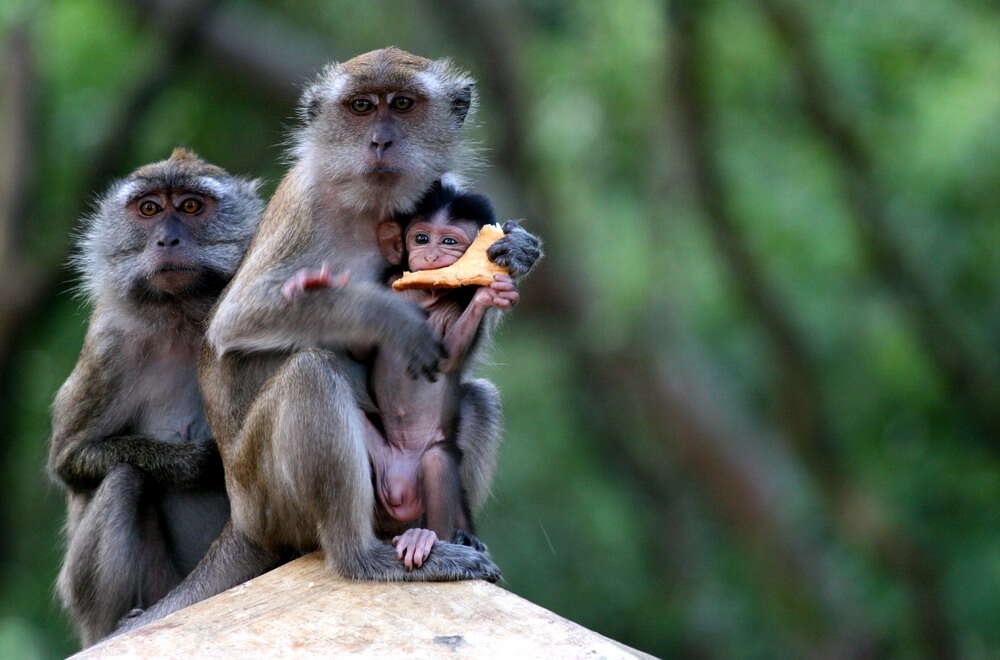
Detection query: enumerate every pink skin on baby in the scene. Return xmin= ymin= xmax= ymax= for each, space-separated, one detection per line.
xmin=392 ymin=528 xmax=438 ymax=570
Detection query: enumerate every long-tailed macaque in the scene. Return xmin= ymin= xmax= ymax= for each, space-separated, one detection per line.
xmin=283 ymin=181 xmax=519 ymax=569
xmin=49 ymin=148 xmax=262 ymax=646
xmin=116 ymin=48 xmax=541 ymax=634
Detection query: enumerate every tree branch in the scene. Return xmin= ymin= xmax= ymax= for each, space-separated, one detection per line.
xmin=757 ymin=0 xmax=1000 ymax=443
xmin=668 ymin=1 xmax=956 ymax=656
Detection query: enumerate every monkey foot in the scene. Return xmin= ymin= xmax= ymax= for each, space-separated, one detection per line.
xmin=451 ymin=529 xmax=487 ymax=553
xmin=392 ymin=528 xmax=438 ymax=570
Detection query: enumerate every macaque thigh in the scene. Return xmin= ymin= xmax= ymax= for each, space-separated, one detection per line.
xmin=226 ymin=349 xmax=377 ymax=556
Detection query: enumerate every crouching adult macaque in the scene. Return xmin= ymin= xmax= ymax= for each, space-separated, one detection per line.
xmin=283 ymin=182 xmax=520 ymax=569
xmin=48 ymin=148 xmax=263 ymax=646
xmin=116 ymin=48 xmax=541 ymax=634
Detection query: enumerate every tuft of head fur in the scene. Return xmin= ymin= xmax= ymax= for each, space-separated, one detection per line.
xmin=72 ymin=148 xmax=264 ymax=313
xmin=292 ymin=47 xmax=479 ymax=216
xmin=395 ymin=180 xmax=495 ymax=234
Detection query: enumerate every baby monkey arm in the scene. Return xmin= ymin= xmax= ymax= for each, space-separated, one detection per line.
xmin=439 ymin=274 xmax=519 ymax=373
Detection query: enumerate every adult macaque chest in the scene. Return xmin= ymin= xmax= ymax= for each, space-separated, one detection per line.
xmin=131 ymin=343 xmax=207 ymax=442
xmin=318 ymin=200 xmax=397 ymax=282
xmin=129 ymin=338 xmax=225 ymax=574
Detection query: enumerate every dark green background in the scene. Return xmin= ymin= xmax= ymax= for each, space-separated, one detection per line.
xmin=1 ymin=1 xmax=998 ymax=658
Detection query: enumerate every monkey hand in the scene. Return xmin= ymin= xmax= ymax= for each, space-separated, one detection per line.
xmin=393 ymin=528 xmax=439 ymax=570
xmin=393 ymin=307 xmax=446 ymax=382
xmin=281 ymin=263 xmax=351 ymax=301
xmin=472 ymin=274 xmax=519 ymax=311
xmin=486 ymin=220 xmax=543 ymax=279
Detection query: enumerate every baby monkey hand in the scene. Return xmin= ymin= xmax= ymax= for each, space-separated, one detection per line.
xmin=472 ymin=274 xmax=520 ymax=311
xmin=281 ymin=263 xmax=351 ymax=301
xmin=392 ymin=528 xmax=439 ymax=570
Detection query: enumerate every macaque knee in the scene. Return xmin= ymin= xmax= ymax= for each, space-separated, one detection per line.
xmin=100 ymin=463 xmax=145 ymax=497
xmin=420 ymin=443 xmax=459 ymax=479
xmin=278 ymin=350 xmax=342 ymax=396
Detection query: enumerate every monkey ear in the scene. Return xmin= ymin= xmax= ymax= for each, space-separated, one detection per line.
xmin=450 ymin=83 xmax=475 ymax=126
xmin=376 ymin=222 xmax=404 ymax=265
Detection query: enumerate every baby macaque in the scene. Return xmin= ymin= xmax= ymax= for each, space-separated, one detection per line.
xmin=282 ymin=181 xmax=518 ymax=569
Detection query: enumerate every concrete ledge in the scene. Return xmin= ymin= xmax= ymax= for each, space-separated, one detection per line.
xmin=73 ymin=552 xmax=655 ymax=659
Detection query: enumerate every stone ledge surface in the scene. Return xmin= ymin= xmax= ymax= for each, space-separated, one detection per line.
xmin=73 ymin=552 xmax=656 ymax=659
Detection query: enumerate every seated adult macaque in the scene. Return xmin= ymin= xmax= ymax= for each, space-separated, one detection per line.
xmin=282 ymin=182 xmax=519 ymax=570
xmin=49 ymin=149 xmax=262 ymax=646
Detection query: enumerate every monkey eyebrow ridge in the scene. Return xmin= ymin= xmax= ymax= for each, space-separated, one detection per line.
xmin=341 ymin=85 xmax=426 ymax=100
xmin=124 ymin=177 xmax=219 ymax=206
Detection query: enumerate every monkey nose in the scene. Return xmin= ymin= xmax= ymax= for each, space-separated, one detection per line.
xmin=156 ymin=238 xmax=181 ymax=247
xmin=371 ymin=139 xmax=393 ymax=159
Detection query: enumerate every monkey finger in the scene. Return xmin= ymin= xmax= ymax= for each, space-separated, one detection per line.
xmin=331 ymin=269 xmax=352 ymax=288
xmin=415 ymin=543 xmax=432 ymax=567
xmin=281 ymin=278 xmax=299 ymax=301
xmin=490 ymin=276 xmax=516 ymax=290
xmin=486 ymin=243 xmax=510 ymax=264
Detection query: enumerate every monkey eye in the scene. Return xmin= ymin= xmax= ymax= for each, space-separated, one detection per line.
xmin=349 ymin=98 xmax=375 ymax=115
xmin=390 ymin=96 xmax=415 ymax=112
xmin=179 ymin=198 xmax=203 ymax=214
xmin=138 ymin=200 xmax=162 ymax=217
xmin=442 ymin=236 xmax=458 ymax=246
xmin=413 ymin=233 xmax=430 ymax=245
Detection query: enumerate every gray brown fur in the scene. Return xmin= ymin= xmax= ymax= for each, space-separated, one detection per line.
xmin=115 ymin=48 xmax=542 ymax=634
xmin=49 ymin=148 xmax=262 ymax=647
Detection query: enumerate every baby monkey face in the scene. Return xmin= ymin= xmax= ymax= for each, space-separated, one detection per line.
xmin=405 ymin=211 xmax=479 ymax=271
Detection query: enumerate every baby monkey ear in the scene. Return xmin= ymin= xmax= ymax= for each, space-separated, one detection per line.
xmin=376 ymin=221 xmax=405 ymax=265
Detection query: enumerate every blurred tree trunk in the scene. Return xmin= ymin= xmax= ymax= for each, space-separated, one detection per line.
xmin=758 ymin=0 xmax=1000 ymax=444
xmin=0 ymin=20 xmax=40 ymax=569
xmin=668 ymin=1 xmax=956 ymax=657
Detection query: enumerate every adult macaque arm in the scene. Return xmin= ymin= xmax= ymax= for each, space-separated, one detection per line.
xmin=48 ymin=336 xmax=221 ymax=491
xmin=50 ymin=433 xmax=221 ymax=492
xmin=209 ymin=276 xmax=444 ymax=380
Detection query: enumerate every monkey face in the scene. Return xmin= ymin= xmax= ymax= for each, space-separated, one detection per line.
xmin=404 ymin=211 xmax=478 ymax=272
xmin=295 ymin=48 xmax=476 ymax=214
xmin=75 ymin=148 xmax=263 ymax=307
xmin=127 ymin=190 xmax=219 ymax=295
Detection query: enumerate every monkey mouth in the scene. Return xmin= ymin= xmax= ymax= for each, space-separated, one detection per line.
xmin=149 ymin=265 xmax=201 ymax=294
xmin=366 ymin=164 xmax=402 ymax=176
xmin=154 ymin=265 xmax=198 ymax=273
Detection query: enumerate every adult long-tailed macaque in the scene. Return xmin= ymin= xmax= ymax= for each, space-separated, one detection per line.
xmin=49 ymin=148 xmax=263 ymax=646
xmin=283 ymin=181 xmax=519 ymax=570
xmin=117 ymin=47 xmax=541 ymax=633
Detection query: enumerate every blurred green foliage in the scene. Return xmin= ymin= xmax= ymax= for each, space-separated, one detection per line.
xmin=1 ymin=1 xmax=999 ymax=658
